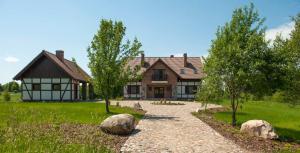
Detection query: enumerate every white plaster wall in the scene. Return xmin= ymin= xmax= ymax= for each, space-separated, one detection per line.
xmin=127 ymin=82 xmax=142 ymax=85
xmin=123 ymin=83 xmax=142 ymax=98
xmin=62 ymin=91 xmax=71 ymax=100
xmin=41 ymin=84 xmax=51 ymax=90
xmin=23 ymin=83 xmax=32 ymax=90
xmin=23 ymin=78 xmax=31 ymax=83
xmin=41 ymin=78 xmax=51 ymax=83
xmin=32 ymin=78 xmax=40 ymax=83
xmin=32 ymin=91 xmax=40 ymax=100
xmin=41 ymin=91 xmax=51 ymax=100
xmin=175 ymin=81 xmax=200 ymax=98
xmin=52 ymin=91 xmax=60 ymax=100
xmin=22 ymin=91 xmax=31 ymax=100
xmin=52 ymin=78 xmax=60 ymax=83
xmin=61 ymin=78 xmax=70 ymax=83
xmin=61 ymin=84 xmax=71 ymax=90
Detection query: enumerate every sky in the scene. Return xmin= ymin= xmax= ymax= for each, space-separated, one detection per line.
xmin=0 ymin=0 xmax=299 ymax=84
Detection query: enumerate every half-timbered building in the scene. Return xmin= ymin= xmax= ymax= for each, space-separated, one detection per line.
xmin=124 ymin=53 xmax=205 ymax=100
xmin=13 ymin=50 xmax=92 ymax=101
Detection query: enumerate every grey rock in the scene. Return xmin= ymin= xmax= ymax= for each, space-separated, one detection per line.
xmin=134 ymin=102 xmax=142 ymax=110
xmin=240 ymin=120 xmax=278 ymax=139
xmin=100 ymin=114 xmax=135 ymax=135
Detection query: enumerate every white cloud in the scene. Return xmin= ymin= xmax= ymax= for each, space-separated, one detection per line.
xmin=4 ymin=56 xmax=19 ymax=63
xmin=265 ymin=22 xmax=295 ymax=42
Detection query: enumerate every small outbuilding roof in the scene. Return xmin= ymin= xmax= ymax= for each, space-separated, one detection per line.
xmin=13 ymin=50 xmax=90 ymax=82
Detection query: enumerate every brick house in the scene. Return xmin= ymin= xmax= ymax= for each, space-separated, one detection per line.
xmin=124 ymin=53 xmax=205 ymax=100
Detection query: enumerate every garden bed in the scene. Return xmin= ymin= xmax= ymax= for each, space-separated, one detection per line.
xmin=192 ymin=107 xmax=300 ymax=153
xmin=151 ymin=101 xmax=185 ymax=105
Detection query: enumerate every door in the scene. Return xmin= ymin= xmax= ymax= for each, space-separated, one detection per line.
xmin=154 ymin=87 xmax=164 ymax=98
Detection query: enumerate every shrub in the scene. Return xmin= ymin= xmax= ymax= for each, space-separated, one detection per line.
xmin=3 ymin=91 xmax=11 ymax=102
xmin=271 ymin=90 xmax=285 ymax=103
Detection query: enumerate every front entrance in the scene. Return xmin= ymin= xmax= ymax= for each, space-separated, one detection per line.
xmin=154 ymin=87 xmax=164 ymax=98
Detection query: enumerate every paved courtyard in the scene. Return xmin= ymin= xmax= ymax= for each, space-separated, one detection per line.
xmin=111 ymin=100 xmax=248 ymax=153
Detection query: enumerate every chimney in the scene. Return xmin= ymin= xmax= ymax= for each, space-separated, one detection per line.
xmin=56 ymin=50 xmax=64 ymax=62
xmin=170 ymin=55 xmax=174 ymax=58
xmin=141 ymin=53 xmax=145 ymax=66
xmin=183 ymin=53 xmax=187 ymax=67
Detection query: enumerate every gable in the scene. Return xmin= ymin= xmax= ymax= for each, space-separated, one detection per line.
xmin=14 ymin=51 xmax=91 ymax=82
xmin=19 ymin=55 xmax=70 ymax=78
xmin=143 ymin=59 xmax=179 ymax=78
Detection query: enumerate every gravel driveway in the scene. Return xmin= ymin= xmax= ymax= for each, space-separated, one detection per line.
xmin=111 ymin=100 xmax=247 ymax=153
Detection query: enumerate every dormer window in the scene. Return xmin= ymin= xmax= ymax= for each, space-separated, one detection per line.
xmin=194 ymin=69 xmax=198 ymax=74
xmin=180 ymin=69 xmax=185 ymax=74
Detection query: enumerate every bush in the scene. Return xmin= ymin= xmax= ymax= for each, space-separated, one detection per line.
xmin=271 ymin=91 xmax=285 ymax=103
xmin=3 ymin=91 xmax=11 ymax=102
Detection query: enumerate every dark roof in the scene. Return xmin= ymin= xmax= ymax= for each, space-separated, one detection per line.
xmin=13 ymin=50 xmax=90 ymax=82
xmin=127 ymin=57 xmax=205 ymax=79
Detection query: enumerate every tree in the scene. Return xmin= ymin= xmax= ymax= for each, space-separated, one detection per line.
xmin=0 ymin=83 xmax=3 ymax=92
xmin=87 ymin=19 xmax=142 ymax=113
xmin=204 ymin=3 xmax=267 ymax=126
xmin=196 ymin=71 xmax=223 ymax=110
xmin=275 ymin=13 xmax=300 ymax=106
xmin=2 ymin=81 xmax=19 ymax=92
xmin=3 ymin=91 xmax=11 ymax=102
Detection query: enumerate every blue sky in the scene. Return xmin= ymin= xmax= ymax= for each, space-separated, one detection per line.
xmin=0 ymin=0 xmax=299 ymax=84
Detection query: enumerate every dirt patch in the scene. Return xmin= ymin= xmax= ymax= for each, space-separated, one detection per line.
xmin=60 ymin=124 xmax=128 ymax=152
xmin=192 ymin=108 xmax=300 ymax=153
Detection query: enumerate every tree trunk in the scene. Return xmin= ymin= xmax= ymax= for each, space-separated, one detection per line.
xmin=232 ymin=108 xmax=237 ymax=126
xmin=231 ymin=96 xmax=237 ymax=126
xmin=105 ymin=98 xmax=110 ymax=113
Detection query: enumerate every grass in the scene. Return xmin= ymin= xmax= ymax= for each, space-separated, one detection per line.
xmin=0 ymin=92 xmax=145 ymax=152
xmin=213 ymin=99 xmax=300 ymax=141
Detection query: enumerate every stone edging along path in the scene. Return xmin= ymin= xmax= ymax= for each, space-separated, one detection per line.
xmin=111 ymin=101 xmax=249 ymax=153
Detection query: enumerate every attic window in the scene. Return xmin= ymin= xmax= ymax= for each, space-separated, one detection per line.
xmin=180 ymin=69 xmax=185 ymax=74
xmin=194 ymin=69 xmax=198 ymax=74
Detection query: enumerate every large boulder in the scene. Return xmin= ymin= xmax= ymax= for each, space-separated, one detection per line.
xmin=133 ymin=102 xmax=142 ymax=110
xmin=240 ymin=120 xmax=278 ymax=139
xmin=100 ymin=114 xmax=135 ymax=135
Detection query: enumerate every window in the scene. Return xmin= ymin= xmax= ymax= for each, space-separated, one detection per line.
xmin=153 ymin=69 xmax=167 ymax=81
xmin=185 ymin=85 xmax=197 ymax=94
xmin=52 ymin=84 xmax=61 ymax=91
xmin=32 ymin=84 xmax=41 ymax=91
xmin=127 ymin=85 xmax=140 ymax=94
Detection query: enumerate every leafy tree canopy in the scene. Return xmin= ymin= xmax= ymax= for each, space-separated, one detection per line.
xmin=87 ymin=19 xmax=142 ymax=113
xmin=202 ymin=3 xmax=268 ymax=126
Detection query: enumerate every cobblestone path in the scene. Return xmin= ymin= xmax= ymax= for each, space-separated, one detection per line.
xmin=111 ymin=101 xmax=248 ymax=153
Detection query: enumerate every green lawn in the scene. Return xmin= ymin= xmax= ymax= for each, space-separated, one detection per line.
xmin=0 ymin=92 xmax=144 ymax=153
xmin=214 ymin=99 xmax=300 ymax=141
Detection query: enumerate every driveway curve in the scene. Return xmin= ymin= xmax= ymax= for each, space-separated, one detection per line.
xmin=112 ymin=101 xmax=248 ymax=153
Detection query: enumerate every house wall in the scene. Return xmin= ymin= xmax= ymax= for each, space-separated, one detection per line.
xmin=124 ymin=61 xmax=202 ymax=100
xmin=176 ymin=81 xmax=201 ymax=99
xmin=141 ymin=61 xmax=178 ymax=99
xmin=22 ymin=78 xmax=79 ymax=101
xmin=123 ymin=82 xmax=142 ymax=99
